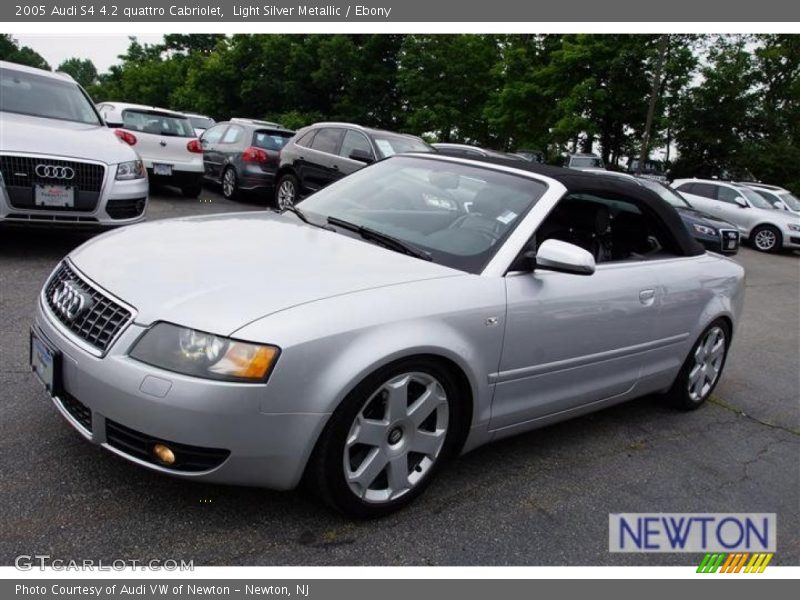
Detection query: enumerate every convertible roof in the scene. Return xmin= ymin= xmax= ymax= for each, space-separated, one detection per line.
xmin=432 ymin=155 xmax=706 ymax=257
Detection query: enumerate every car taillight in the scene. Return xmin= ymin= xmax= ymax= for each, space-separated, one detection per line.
xmin=242 ymin=146 xmax=269 ymax=163
xmin=186 ymin=139 xmax=203 ymax=153
xmin=114 ymin=129 xmax=137 ymax=146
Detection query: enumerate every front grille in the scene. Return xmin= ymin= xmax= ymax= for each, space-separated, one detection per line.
xmin=105 ymin=420 xmax=230 ymax=472
xmin=44 ymin=262 xmax=133 ymax=353
xmin=106 ymin=198 xmax=146 ymax=220
xmin=0 ymin=155 xmax=105 ymax=192
xmin=7 ymin=213 xmax=99 ymax=224
xmin=60 ymin=391 xmax=92 ymax=432
xmin=719 ymin=229 xmax=740 ymax=251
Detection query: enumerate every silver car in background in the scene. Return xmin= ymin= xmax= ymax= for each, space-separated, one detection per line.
xmin=31 ymin=155 xmax=744 ymax=517
xmin=0 ymin=61 xmax=148 ymax=227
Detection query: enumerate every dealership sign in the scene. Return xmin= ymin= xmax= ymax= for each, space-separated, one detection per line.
xmin=609 ymin=513 xmax=776 ymax=552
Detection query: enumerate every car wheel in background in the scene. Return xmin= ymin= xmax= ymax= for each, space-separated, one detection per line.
xmin=275 ymin=174 xmax=298 ymax=209
xmin=222 ymin=167 xmax=239 ymax=200
xmin=181 ymin=182 xmax=202 ymax=198
xmin=751 ymin=225 xmax=781 ymax=253
xmin=309 ymin=358 xmax=464 ymax=518
xmin=665 ymin=319 xmax=731 ymax=410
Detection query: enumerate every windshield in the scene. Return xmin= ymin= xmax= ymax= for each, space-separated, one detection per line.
xmin=779 ymin=192 xmax=800 ymax=211
xmin=189 ymin=116 xmax=214 ymax=130
xmin=253 ymin=130 xmax=293 ymax=151
xmin=372 ymin=134 xmax=433 ymax=158
xmin=738 ymin=187 xmax=775 ymax=210
xmin=297 ymin=155 xmax=547 ymax=273
xmin=571 ymin=156 xmax=605 ymax=169
xmin=121 ymin=109 xmax=195 ymax=137
xmin=0 ymin=67 xmax=101 ymax=125
xmin=638 ymin=178 xmax=691 ymax=209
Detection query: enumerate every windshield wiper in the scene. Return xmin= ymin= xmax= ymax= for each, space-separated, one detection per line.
xmin=277 ymin=205 xmax=333 ymax=230
xmin=327 ymin=216 xmax=432 ymax=261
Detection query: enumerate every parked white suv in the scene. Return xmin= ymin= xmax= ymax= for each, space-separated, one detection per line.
xmin=746 ymin=183 xmax=800 ymax=215
xmin=672 ymin=178 xmax=800 ymax=253
xmin=96 ymin=102 xmax=204 ymax=198
xmin=0 ymin=61 xmax=148 ymax=227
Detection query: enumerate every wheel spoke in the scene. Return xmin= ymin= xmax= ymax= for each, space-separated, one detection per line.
xmin=349 ymin=417 xmax=387 ymax=448
xmin=709 ymin=339 xmax=725 ymax=362
xmin=384 ymin=376 xmax=410 ymax=422
xmin=407 ymin=383 xmax=444 ymax=427
xmin=386 ymin=455 xmax=409 ymax=495
xmin=694 ymin=344 xmax=706 ymax=363
xmin=410 ymin=429 xmax=444 ymax=456
xmin=348 ymin=447 xmax=387 ymax=492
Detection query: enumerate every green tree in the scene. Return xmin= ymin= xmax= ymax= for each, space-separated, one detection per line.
xmin=57 ymin=57 xmax=98 ymax=88
xmin=0 ymin=34 xmax=50 ymax=70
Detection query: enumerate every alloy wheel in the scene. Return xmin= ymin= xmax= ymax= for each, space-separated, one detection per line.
xmin=277 ymin=180 xmax=295 ymax=209
xmin=223 ymin=169 xmax=236 ymax=198
xmin=343 ymin=372 xmax=449 ymax=503
xmin=687 ymin=326 xmax=726 ymax=402
xmin=754 ymin=228 xmax=777 ymax=251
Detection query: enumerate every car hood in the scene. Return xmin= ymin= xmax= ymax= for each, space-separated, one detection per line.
xmin=675 ymin=206 xmax=736 ymax=229
xmin=0 ymin=112 xmax=136 ymax=165
xmin=68 ymin=212 xmax=462 ymax=335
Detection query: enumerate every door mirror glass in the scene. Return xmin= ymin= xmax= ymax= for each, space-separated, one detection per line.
xmin=535 ymin=239 xmax=595 ymax=276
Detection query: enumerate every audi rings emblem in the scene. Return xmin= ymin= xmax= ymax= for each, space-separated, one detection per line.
xmin=51 ymin=281 xmax=94 ymax=322
xmin=35 ymin=164 xmax=75 ymax=180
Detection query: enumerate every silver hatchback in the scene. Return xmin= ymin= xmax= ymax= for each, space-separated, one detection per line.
xmin=31 ymin=155 xmax=744 ymax=517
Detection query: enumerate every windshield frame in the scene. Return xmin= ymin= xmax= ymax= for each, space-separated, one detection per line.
xmin=295 ymin=154 xmax=550 ymax=275
xmin=638 ymin=178 xmax=692 ymax=209
xmin=0 ymin=67 xmax=102 ymax=126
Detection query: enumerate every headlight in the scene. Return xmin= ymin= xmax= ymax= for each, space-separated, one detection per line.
xmin=116 ymin=160 xmax=145 ymax=180
xmin=787 ymin=224 xmax=800 ymax=232
xmin=692 ymin=223 xmax=717 ymax=236
xmin=130 ymin=323 xmax=280 ymax=383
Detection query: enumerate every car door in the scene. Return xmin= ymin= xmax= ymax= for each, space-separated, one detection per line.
xmin=303 ymin=127 xmax=345 ymax=192
xmin=715 ymin=185 xmax=759 ymax=235
xmin=200 ymin=124 xmax=228 ymax=180
xmin=217 ymin=124 xmax=245 ymax=174
xmin=490 ymin=193 xmax=659 ymax=430
xmin=336 ymin=129 xmax=375 ymax=177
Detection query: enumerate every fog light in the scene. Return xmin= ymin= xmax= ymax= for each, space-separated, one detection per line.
xmin=153 ymin=443 xmax=176 ymax=465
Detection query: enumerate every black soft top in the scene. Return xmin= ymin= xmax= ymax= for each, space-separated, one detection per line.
xmin=429 ymin=154 xmax=706 ymax=257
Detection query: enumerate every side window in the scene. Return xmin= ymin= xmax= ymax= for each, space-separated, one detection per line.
xmin=201 ymin=125 xmax=226 ymax=144
xmin=221 ymin=125 xmax=243 ymax=144
xmin=534 ymin=193 xmax=678 ymax=263
xmin=675 ymin=182 xmax=695 ymax=194
xmin=339 ymin=130 xmax=373 ymax=159
xmin=717 ymin=186 xmax=742 ymax=204
xmin=295 ymin=129 xmax=316 ymax=148
xmin=690 ymin=183 xmax=717 ymax=199
xmin=311 ymin=128 xmax=345 ymax=155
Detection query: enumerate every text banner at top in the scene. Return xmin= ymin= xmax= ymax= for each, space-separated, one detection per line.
xmin=4 ymin=0 xmax=800 ymax=22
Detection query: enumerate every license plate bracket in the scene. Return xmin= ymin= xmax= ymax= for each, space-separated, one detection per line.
xmin=34 ymin=184 xmax=75 ymax=208
xmin=30 ymin=328 xmax=63 ymax=398
xmin=153 ymin=163 xmax=173 ymax=176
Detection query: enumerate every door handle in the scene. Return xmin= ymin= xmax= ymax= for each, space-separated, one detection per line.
xmin=639 ymin=289 xmax=656 ymax=306
xmin=332 ymin=164 xmax=340 ymax=171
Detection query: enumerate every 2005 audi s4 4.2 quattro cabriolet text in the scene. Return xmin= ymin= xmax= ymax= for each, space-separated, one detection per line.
xmin=30 ymin=154 xmax=744 ymax=517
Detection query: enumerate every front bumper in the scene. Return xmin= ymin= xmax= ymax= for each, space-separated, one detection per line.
xmin=32 ymin=298 xmax=328 ymax=490
xmin=0 ymin=157 xmax=148 ymax=228
xmin=695 ymin=228 xmax=740 ymax=255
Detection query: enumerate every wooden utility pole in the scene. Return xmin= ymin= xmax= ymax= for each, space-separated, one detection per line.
xmin=637 ymin=34 xmax=670 ymax=176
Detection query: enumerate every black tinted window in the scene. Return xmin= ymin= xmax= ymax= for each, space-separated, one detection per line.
xmin=253 ymin=130 xmax=293 ymax=151
xmin=339 ymin=130 xmax=373 ymax=159
xmin=201 ymin=124 xmax=226 ymax=144
xmin=691 ymin=183 xmax=717 ymax=199
xmin=295 ymin=130 xmax=316 ymax=148
xmin=311 ymin=128 xmax=345 ymax=154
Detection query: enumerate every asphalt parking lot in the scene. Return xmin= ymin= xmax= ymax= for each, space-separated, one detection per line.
xmin=1 ymin=185 xmax=798 ymax=566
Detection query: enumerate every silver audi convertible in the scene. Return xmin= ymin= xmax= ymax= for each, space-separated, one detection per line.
xmin=31 ymin=154 xmax=745 ymax=517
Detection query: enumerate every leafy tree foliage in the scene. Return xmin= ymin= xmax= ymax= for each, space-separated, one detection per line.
xmin=0 ymin=35 xmax=50 ymax=70
xmin=57 ymin=58 xmax=98 ymax=88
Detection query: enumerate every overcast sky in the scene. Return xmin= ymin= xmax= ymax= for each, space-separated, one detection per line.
xmin=13 ymin=35 xmax=164 ymax=72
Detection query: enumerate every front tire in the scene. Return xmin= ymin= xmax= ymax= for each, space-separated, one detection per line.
xmin=665 ymin=319 xmax=731 ymax=410
xmin=309 ymin=359 xmax=464 ymax=518
xmin=751 ymin=225 xmax=782 ymax=253
xmin=275 ymin=173 xmax=298 ymax=210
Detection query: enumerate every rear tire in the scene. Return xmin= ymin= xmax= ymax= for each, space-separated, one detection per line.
xmin=221 ymin=167 xmax=239 ymax=200
xmin=275 ymin=173 xmax=299 ymax=210
xmin=664 ymin=319 xmax=731 ymax=410
xmin=308 ymin=358 xmax=465 ymax=518
xmin=751 ymin=225 xmax=781 ymax=253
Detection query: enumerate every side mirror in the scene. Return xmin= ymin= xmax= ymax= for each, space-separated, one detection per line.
xmin=734 ymin=197 xmax=748 ymax=208
xmin=535 ymin=239 xmax=596 ymax=276
xmin=349 ymin=148 xmax=374 ymax=164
